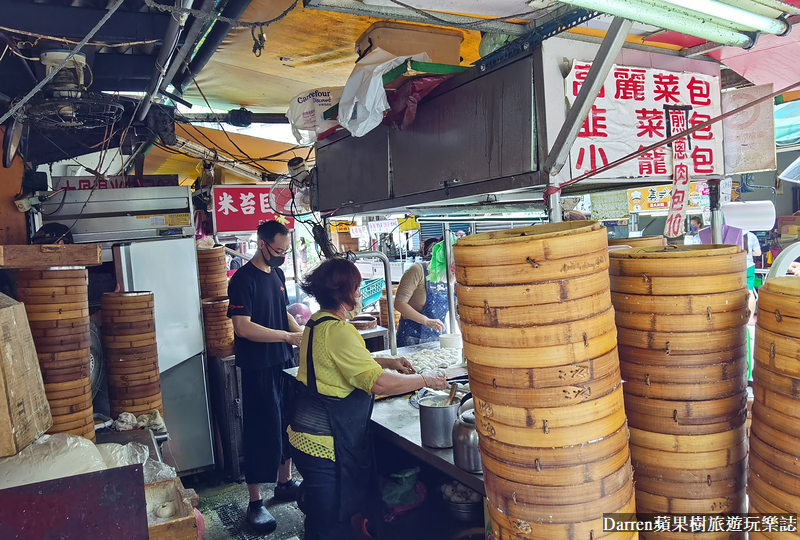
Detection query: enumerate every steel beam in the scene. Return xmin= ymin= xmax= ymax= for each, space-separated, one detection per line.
xmin=303 ymin=0 xmax=530 ymax=35
xmin=682 ymin=41 xmax=727 ymax=57
xmin=173 ymin=136 xmax=267 ymax=183
xmin=177 ymin=112 xmax=290 ymax=124
xmin=543 ymin=17 xmax=634 ymax=178
xmin=0 ymin=3 xmax=171 ymax=43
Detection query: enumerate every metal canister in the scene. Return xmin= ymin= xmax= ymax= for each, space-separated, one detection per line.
xmin=419 ymin=395 xmax=460 ymax=448
xmin=452 ymin=409 xmax=482 ymax=473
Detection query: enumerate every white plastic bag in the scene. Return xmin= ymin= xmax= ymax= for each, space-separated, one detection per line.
xmin=286 ymin=87 xmax=344 ymax=145
xmin=338 ymin=48 xmax=431 ymax=138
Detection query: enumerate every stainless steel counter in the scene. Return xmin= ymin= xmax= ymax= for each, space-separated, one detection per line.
xmin=284 ymin=342 xmax=484 ymax=495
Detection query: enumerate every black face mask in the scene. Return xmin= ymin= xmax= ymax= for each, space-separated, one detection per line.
xmin=262 ymin=244 xmax=285 ymax=269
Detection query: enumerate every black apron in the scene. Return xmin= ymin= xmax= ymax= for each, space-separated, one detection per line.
xmin=291 ymin=316 xmax=376 ymax=521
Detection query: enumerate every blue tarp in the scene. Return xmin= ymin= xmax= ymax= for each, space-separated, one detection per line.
xmin=775 ymin=101 xmax=800 ymax=146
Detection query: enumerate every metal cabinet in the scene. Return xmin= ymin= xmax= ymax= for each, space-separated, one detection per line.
xmin=390 ymin=56 xmax=536 ymax=197
xmin=316 ymin=126 xmax=391 ymax=212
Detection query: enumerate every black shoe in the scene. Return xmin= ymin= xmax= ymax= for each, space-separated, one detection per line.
xmin=247 ymin=501 xmax=277 ymax=534
xmin=273 ymin=479 xmax=301 ymax=501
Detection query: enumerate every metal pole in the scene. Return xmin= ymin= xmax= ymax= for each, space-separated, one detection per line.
xmin=708 ymin=180 xmax=723 ymax=244
xmin=291 ymin=230 xmax=302 ymax=303
xmin=443 ymin=224 xmax=457 ymax=334
xmin=548 ymin=190 xmax=563 ymax=223
xmin=353 ymin=251 xmax=397 ymax=355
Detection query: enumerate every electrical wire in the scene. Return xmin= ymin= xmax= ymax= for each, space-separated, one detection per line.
xmin=385 ymin=0 xmax=535 ymax=29
xmin=0 ymin=25 xmax=161 ymax=49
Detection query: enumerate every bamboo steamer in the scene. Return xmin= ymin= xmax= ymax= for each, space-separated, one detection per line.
xmin=101 ymin=292 xmax=163 ymax=416
xmin=202 ymin=296 xmax=235 ymax=357
xmin=197 ymin=246 xmax=229 ymax=299
xmin=18 ymin=268 xmax=94 ymax=441
xmin=617 ymin=344 xmax=746 ymax=368
xmin=608 ymin=236 xmax=667 ymax=248
xmin=623 ymin=392 xmax=747 ymax=424
xmin=622 ymin=377 xmax=747 ymax=401
xmin=635 ymin=487 xmax=746 ymax=514
xmin=626 ymin=410 xmax=745 ymax=436
xmin=457 ymin=222 xmax=634 ymax=528
xmin=610 ymin=290 xmax=749 ymax=315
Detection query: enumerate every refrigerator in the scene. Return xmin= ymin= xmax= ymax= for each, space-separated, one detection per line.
xmin=114 ymin=237 xmax=214 ymax=474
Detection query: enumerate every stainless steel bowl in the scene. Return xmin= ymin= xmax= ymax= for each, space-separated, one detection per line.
xmin=445 ymin=500 xmax=483 ymax=523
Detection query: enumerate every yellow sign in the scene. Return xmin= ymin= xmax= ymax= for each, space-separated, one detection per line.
xmin=399 ymin=216 xmax=419 ymax=232
xmin=627 ymin=182 xmax=739 ymax=213
xmin=331 ymin=221 xmax=355 ymax=233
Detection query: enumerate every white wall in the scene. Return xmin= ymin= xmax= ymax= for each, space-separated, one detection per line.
xmin=734 ymin=149 xmax=799 ymax=217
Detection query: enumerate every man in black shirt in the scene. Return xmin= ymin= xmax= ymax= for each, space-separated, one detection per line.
xmin=227 ymin=221 xmax=304 ymax=534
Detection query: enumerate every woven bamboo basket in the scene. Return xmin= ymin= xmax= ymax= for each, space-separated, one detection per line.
xmin=379 ymin=285 xmax=400 ymax=329
xmin=748 ymin=277 xmax=800 ymax=524
xmin=608 ymin=236 xmax=667 ymax=248
xmin=202 ymin=296 xmax=235 ymax=357
xmin=455 ymin=222 xmax=635 ymax=536
xmin=609 ymin=245 xmax=749 ymax=523
xmin=101 ymin=292 xmax=163 ymax=417
xmin=17 ymin=268 xmax=94 ymax=441
xmin=197 ymin=246 xmax=229 ymax=298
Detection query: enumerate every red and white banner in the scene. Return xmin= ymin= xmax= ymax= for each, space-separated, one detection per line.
xmin=664 ymin=111 xmax=692 ymax=238
xmin=565 ymin=62 xmax=724 ymax=179
xmin=211 ymin=185 xmax=294 ymax=234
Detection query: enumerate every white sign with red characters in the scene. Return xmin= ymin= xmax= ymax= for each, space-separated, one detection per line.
xmin=664 ymin=110 xmax=693 ymax=238
xmin=565 ymin=62 xmax=724 ymax=179
xmin=211 ymin=185 xmax=294 ymax=234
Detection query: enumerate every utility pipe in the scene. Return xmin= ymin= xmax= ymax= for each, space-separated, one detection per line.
xmin=558 ymin=0 xmax=755 ymax=47
xmin=138 ymin=0 xmax=193 ymax=121
xmin=161 ymin=0 xmax=216 ymax=94
xmin=352 ymin=251 xmax=397 ymax=355
xmin=291 ymin=230 xmax=302 ymax=303
xmin=730 ymin=0 xmax=800 ymax=16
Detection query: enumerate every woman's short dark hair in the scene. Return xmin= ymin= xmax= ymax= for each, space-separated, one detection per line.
xmin=421 ymin=237 xmax=438 ymax=257
xmin=301 ymin=258 xmax=362 ymax=310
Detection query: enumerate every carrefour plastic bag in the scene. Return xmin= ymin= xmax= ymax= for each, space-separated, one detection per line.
xmin=339 ymin=48 xmax=431 ymax=138
xmin=286 ymin=87 xmax=344 ymax=145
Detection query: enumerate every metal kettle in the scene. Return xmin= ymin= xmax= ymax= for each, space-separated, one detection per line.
xmin=452 ymin=395 xmax=482 ymax=473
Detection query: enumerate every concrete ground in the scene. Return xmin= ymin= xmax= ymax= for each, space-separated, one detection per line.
xmin=190 ymin=474 xmax=305 ymax=540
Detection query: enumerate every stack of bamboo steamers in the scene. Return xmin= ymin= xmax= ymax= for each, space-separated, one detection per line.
xmin=102 ymin=292 xmax=163 ymax=416
xmin=454 ymin=222 xmax=636 ymax=540
xmin=197 ymin=246 xmax=234 ymax=357
xmin=748 ymin=277 xmax=800 ymax=532
xmin=17 ymin=268 xmax=95 ymax=441
xmin=609 ymin=245 xmax=750 ymax=525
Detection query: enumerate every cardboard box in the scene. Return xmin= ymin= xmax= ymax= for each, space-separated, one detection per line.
xmin=777 ymin=215 xmax=800 ymax=228
xmin=0 ymin=294 xmax=52 ymax=457
xmin=780 ymin=224 xmax=800 ymax=235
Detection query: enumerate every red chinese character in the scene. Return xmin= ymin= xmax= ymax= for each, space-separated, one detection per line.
xmin=654 ymin=73 xmax=680 ymax=103
xmin=637 ymin=146 xmax=668 ymax=176
xmin=674 ymin=163 xmax=691 ymax=186
xmin=670 ymin=189 xmax=687 ymax=212
xmin=636 ymin=109 xmax=665 ymax=138
xmin=79 ymin=179 xmax=91 ymax=190
xmin=97 ymin=179 xmax=108 ymax=190
xmin=669 ymin=110 xmax=687 ymax=132
xmin=687 ymin=76 xmax=711 ymax=106
xmin=614 ymin=67 xmax=646 ymax=101
xmin=576 ymin=144 xmax=609 ymax=171
xmin=691 ymin=147 xmax=714 ymax=174
xmin=689 ymin=112 xmax=713 ymax=140
xmin=673 ymin=138 xmax=688 ymax=161
xmin=573 ymin=64 xmax=606 ymax=98
xmin=578 ymin=106 xmax=608 ymax=138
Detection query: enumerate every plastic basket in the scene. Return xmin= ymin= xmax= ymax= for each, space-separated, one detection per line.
xmin=360 ymin=278 xmax=385 ymax=308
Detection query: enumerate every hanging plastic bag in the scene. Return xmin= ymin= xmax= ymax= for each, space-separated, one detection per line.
xmin=338 ymin=48 xmax=431 ymax=138
xmin=286 ymin=87 xmax=344 ymax=145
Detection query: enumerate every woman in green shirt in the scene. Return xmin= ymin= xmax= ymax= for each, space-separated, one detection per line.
xmin=290 ymin=258 xmax=448 ymax=540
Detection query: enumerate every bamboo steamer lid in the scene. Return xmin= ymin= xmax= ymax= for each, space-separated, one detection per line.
xmin=627 ymin=409 xmax=745 ymax=436
xmin=17 ymin=292 xmax=87 ymax=304
xmin=608 ymin=236 xmax=667 ymax=247
xmin=202 ymin=296 xmax=229 ymax=307
xmin=484 ymin=458 xmax=632 ymax=507
xmin=608 ymin=245 xmax=745 ymax=277
xmin=469 ymin=348 xmax=620 ymax=390
xmin=615 ymin=307 xmax=749 ymax=333
xmin=459 ymin=290 xmax=612 ymax=327
xmin=757 ymin=310 xmax=800 ymax=339
xmin=23 ymin=301 xmax=89 ymax=313
xmin=616 ymin=327 xmax=746 ymax=354
xmin=634 ymin=466 xmax=746 ymax=500
xmin=456 ymin=271 xmax=610 ymax=309
xmin=486 ymin=488 xmax=636 ymax=540
xmin=634 ymin=458 xmax=746 ymax=484
xmin=620 ymin=358 xmax=746 ymax=385
xmin=101 ymin=290 xmax=154 ymax=304
xmin=457 ymin=249 xmax=609 ymax=287
xmin=474 ymin=386 xmax=624 ymax=430
xmin=754 ymin=327 xmax=800 ymax=368
xmin=636 ymin=488 xmax=746 ymax=515
xmin=479 ymin=424 xmax=629 ymax=468
xmin=751 ymin=400 xmax=800 ymax=440
xmin=16 ymin=277 xmax=89 ymax=288
xmin=490 ymin=479 xmax=634 ymax=524
xmin=749 ymin=470 xmax=800 ymax=515
xmin=18 ymin=268 xmax=88 ymax=280
xmin=462 ymin=308 xmax=615 ymax=349
xmin=750 ymin=450 xmax=800 ymax=498
xmin=28 ymin=317 xmax=90 ymax=331
xmin=760 ymin=276 xmax=800 ymax=296
xmin=611 ymin=272 xmax=747 ymax=296
xmin=617 ymin=344 xmax=746 ymax=368
xmin=629 ymin=438 xmax=748 ymax=471
xmin=465 ymin=330 xmax=617 ymax=369
xmin=752 ymin=383 xmax=800 ymax=423
xmin=752 ymin=365 xmax=800 ymax=399
xmin=623 ymin=392 xmax=747 ymax=424
xmin=17 ymin=285 xmax=89 ymax=298
xmin=750 ymin=402 xmax=800 ymax=454
xmin=30 ymin=323 xmax=90 ymax=338
xmin=455 ymin=221 xmax=602 ymax=249
xmin=757 ymin=287 xmax=800 ymax=319
xmin=471 ymin=367 xmax=621 ymax=409
xmin=482 ymin=442 xmax=630 ymax=487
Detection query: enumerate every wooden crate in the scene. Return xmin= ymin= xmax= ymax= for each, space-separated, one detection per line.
xmin=0 ymin=244 xmax=102 ymax=268
xmin=145 ymin=477 xmax=198 ymax=540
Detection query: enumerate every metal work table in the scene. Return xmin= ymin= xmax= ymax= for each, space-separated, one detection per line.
xmin=284 ymin=342 xmax=484 ymax=495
